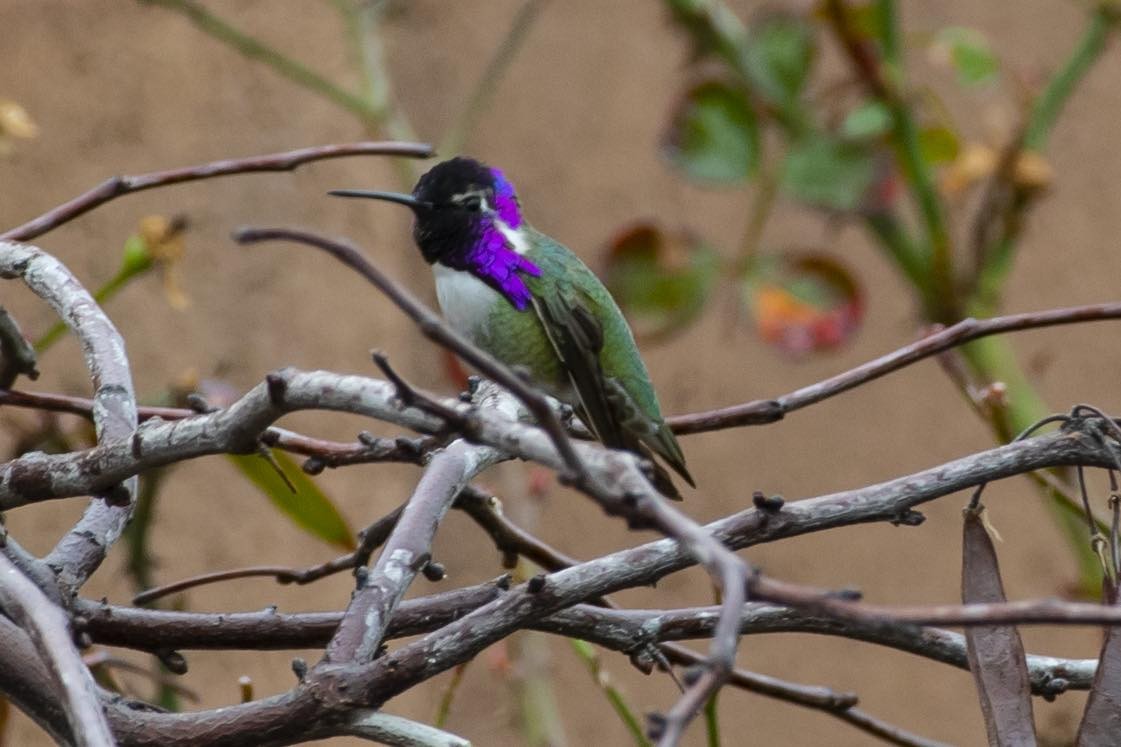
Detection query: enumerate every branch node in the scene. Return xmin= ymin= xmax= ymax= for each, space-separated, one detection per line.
xmin=422 ymin=560 xmax=446 ymax=582
xmin=354 ymin=566 xmax=369 ymax=590
xmin=157 ymin=649 xmax=188 ymax=675
xmin=527 ymin=573 xmax=547 ymax=593
xmin=102 ymin=484 xmax=132 ymax=507
xmin=890 ymin=509 xmax=926 ymax=527
xmin=185 ymin=392 xmax=216 ymax=413
xmin=752 ymin=491 xmax=784 ymax=512
xmin=265 ymin=370 xmax=290 ymax=405
xmin=646 ymin=712 xmax=667 ymax=741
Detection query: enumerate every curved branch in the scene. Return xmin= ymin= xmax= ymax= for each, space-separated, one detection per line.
xmin=671 ymin=302 xmax=1121 ymax=434
xmin=2 ymin=141 xmax=432 ymax=242
xmin=0 ymin=553 xmax=113 ymax=746
xmin=0 ymin=241 xmax=138 ymax=588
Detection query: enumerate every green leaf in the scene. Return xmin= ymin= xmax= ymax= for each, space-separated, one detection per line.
xmin=227 ymin=451 xmax=355 ymax=550
xmin=664 ymin=80 xmax=759 ymax=183
xmin=936 ymin=27 xmax=1000 ymax=86
xmin=743 ymin=12 xmax=816 ymax=104
xmin=918 ymin=125 xmax=961 ymax=164
xmin=780 ymin=136 xmax=876 ymax=211
xmin=603 ymin=224 xmax=720 ymax=340
xmin=841 ymin=101 xmax=892 ymax=139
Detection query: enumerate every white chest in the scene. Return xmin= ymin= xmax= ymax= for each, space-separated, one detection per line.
xmin=434 ymin=264 xmax=501 ymax=337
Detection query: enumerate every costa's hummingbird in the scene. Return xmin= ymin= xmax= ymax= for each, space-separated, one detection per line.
xmin=330 ymin=157 xmax=694 ymax=498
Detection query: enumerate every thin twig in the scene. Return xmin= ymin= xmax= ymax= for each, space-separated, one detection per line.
xmin=671 ymin=302 xmax=1121 ymax=434
xmin=2 ymin=141 xmax=431 ymax=242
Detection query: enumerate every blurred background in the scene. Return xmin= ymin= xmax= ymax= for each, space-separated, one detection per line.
xmin=2 ymin=1 xmax=1121 ymax=744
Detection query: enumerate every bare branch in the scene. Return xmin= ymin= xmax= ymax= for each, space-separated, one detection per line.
xmin=2 ymin=141 xmax=432 ymax=242
xmin=325 ymin=436 xmax=505 ymax=663
xmin=671 ymin=302 xmax=1121 ymax=434
xmin=0 ymin=553 xmax=113 ymax=746
xmin=333 ymin=710 xmax=472 ymax=746
xmin=0 ymin=240 xmax=138 ymax=588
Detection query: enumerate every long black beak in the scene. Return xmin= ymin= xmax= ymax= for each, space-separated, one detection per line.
xmin=327 ymin=189 xmax=434 ymax=212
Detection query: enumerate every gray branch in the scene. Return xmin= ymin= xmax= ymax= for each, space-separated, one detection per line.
xmin=0 ymin=240 xmax=138 ymax=588
xmin=0 ymin=553 xmax=113 ymax=746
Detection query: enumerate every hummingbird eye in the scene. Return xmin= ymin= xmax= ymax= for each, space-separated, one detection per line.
xmin=461 ymin=194 xmax=482 ymax=212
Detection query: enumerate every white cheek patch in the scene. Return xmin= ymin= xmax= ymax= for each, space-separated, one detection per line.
xmin=495 ymin=220 xmax=531 ymax=255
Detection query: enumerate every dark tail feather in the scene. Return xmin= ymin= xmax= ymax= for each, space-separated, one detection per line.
xmin=648 ymin=455 xmax=685 ymax=501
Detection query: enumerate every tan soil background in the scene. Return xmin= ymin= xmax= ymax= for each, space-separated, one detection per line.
xmin=3 ymin=1 xmax=1121 ymax=745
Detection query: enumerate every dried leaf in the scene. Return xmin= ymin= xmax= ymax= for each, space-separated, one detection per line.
xmin=1075 ymin=577 xmax=1121 ymax=745
xmin=604 ymin=224 xmax=719 ymax=340
xmin=0 ymin=99 xmax=38 ymax=139
xmin=962 ymin=506 xmax=1037 ymax=746
xmin=743 ymin=252 xmax=863 ymax=355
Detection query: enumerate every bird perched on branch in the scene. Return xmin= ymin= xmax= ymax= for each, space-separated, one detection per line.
xmin=331 ymin=157 xmax=693 ymax=498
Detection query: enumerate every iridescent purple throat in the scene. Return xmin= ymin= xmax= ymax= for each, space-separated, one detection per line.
xmin=450 ymin=168 xmax=541 ymax=311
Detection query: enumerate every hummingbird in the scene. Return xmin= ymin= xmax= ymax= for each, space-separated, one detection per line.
xmin=330 ymin=157 xmax=694 ymax=498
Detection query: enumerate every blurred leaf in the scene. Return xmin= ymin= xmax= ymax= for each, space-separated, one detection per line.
xmin=841 ymin=101 xmax=892 ymax=140
xmin=664 ymin=80 xmax=759 ymax=183
xmin=961 ymin=506 xmax=1037 ymax=746
xmin=743 ymin=12 xmax=816 ymax=105
xmin=932 ymin=27 xmax=1000 ymax=86
xmin=780 ymin=135 xmax=876 ymax=211
xmin=0 ymin=99 xmax=38 ymax=139
xmin=1076 ymin=575 xmax=1121 ymax=744
xmin=919 ymin=125 xmax=961 ymax=165
xmin=743 ymin=252 xmax=863 ymax=355
xmin=603 ymin=224 xmax=720 ymax=340
xmin=227 ymin=451 xmax=355 ymax=550
xmin=811 ymin=1 xmax=878 ymax=39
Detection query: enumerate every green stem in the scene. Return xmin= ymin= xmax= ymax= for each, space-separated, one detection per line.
xmin=961 ymin=335 xmax=1102 ymax=591
xmin=433 ymin=662 xmax=469 ymax=729
xmin=1024 ymin=5 xmax=1119 ymax=152
xmin=733 ymin=160 xmax=778 ymax=274
xmin=874 ymin=0 xmax=953 ymax=317
xmin=143 ymin=0 xmax=379 ymax=121
xmin=703 ymin=690 xmax=721 ymax=747
xmin=570 ymin=639 xmax=651 ymax=747
xmin=516 ymin=632 xmax=568 ymax=747
xmin=863 ymin=212 xmax=936 ymax=311
xmin=440 ymin=0 xmax=549 ymax=155
xmin=332 ymin=0 xmax=421 ymax=187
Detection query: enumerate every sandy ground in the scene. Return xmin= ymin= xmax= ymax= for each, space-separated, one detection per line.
xmin=3 ymin=1 xmax=1121 ymax=745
